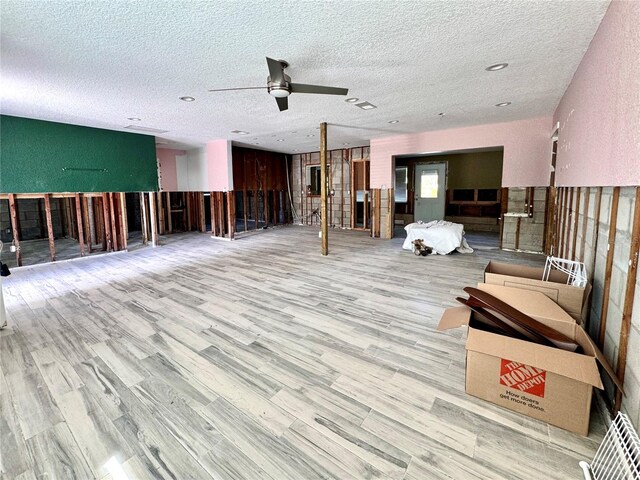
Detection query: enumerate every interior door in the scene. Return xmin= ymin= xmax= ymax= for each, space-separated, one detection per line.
xmin=414 ymin=162 xmax=446 ymax=222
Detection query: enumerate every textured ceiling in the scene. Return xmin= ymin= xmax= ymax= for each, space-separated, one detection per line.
xmin=1 ymin=0 xmax=610 ymax=154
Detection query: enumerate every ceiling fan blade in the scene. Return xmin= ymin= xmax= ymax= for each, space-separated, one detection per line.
xmin=266 ymin=57 xmax=285 ymax=83
xmin=275 ymin=96 xmax=288 ymax=112
xmin=208 ymin=87 xmax=267 ymax=92
xmin=289 ymin=83 xmax=348 ymax=96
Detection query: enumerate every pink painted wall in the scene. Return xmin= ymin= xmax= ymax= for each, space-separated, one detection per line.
xmin=156 ymin=148 xmax=184 ymax=191
xmin=207 ymin=140 xmax=233 ymax=191
xmin=553 ymin=0 xmax=640 ymax=187
xmin=370 ymin=117 xmax=553 ymax=188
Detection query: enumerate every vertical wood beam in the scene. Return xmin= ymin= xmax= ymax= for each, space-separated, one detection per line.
xmin=198 ymin=193 xmax=206 ymax=233
xmin=157 ymin=191 xmax=165 ymax=235
xmin=227 ymin=191 xmax=235 ymax=240
xmin=209 ymin=192 xmax=218 ymax=237
xmin=43 ymin=194 xmax=56 ymax=262
xmin=614 ymin=187 xmax=640 ymax=413
xmin=578 ymin=187 xmax=590 ymax=262
xmin=559 ymin=188 xmax=568 ymax=257
xmin=515 ymin=217 xmax=521 ymax=250
xmin=83 ymin=196 xmax=93 ymax=253
xmin=119 ymin=192 xmax=128 ymax=250
xmin=75 ymin=193 xmax=86 ymax=256
xmin=499 ymin=188 xmax=509 ymax=250
xmin=7 ymin=195 xmax=23 ymax=266
xmin=320 ymin=122 xmax=328 ymax=255
xmin=109 ymin=193 xmax=119 ymax=251
xmin=544 ymin=187 xmax=557 ymax=255
xmin=243 ymin=190 xmax=248 ymax=231
xmin=571 ymin=187 xmax=581 ymax=260
xmin=341 ymin=149 xmax=345 ymax=228
xmin=563 ymin=187 xmax=574 ymax=259
xmin=218 ymin=192 xmax=225 ymax=236
xmin=139 ymin=193 xmax=148 ymax=245
xmin=165 ymin=192 xmax=172 ymax=234
xmin=102 ymin=193 xmax=113 ymax=251
xmin=148 ymin=192 xmax=158 ymax=247
xmin=387 ymin=188 xmax=394 ymax=239
xmin=598 ymin=187 xmax=620 ymax=348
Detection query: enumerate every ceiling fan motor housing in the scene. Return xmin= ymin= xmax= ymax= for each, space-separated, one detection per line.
xmin=268 ymin=73 xmax=291 ymax=97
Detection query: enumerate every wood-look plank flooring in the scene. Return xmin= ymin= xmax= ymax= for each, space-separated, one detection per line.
xmin=0 ymin=227 xmax=606 ymax=479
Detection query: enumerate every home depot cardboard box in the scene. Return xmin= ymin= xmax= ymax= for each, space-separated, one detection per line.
xmin=438 ymin=286 xmax=620 ymax=435
xmin=483 ymin=260 xmax=591 ymax=321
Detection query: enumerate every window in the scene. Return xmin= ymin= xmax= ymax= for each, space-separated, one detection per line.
xmin=306 ymin=166 xmax=321 ymax=196
xmin=420 ymin=171 xmax=439 ymax=198
xmin=394 ymin=167 xmax=408 ymax=203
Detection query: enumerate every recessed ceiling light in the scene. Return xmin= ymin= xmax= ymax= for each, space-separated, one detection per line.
xmin=486 ymin=63 xmax=508 ymax=71
xmin=345 ymin=97 xmax=359 ymax=103
xmin=231 ymin=130 xmax=249 ymax=135
xmin=128 ymin=117 xmax=141 ymax=121
xmin=179 ymin=96 xmax=195 ymax=102
xmin=356 ymin=102 xmax=377 ymax=110
xmin=306 ymin=134 xmax=314 ymax=138
xmin=495 ymin=102 xmax=512 ymax=107
xmin=343 ymin=143 xmax=350 ymax=146
xmin=276 ymin=139 xmax=285 ymax=142
xmin=388 ymin=120 xmax=399 ymax=124
xmin=438 ymin=112 xmax=446 ymax=116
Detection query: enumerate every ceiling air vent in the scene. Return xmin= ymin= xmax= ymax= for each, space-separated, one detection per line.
xmin=124 ymin=125 xmax=168 ymax=134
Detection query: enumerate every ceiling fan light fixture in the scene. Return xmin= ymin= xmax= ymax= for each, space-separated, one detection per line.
xmin=179 ymin=96 xmax=195 ymax=102
xmin=486 ymin=63 xmax=509 ymax=71
xmin=345 ymin=97 xmax=359 ymax=103
xmin=269 ymin=87 xmax=290 ymax=98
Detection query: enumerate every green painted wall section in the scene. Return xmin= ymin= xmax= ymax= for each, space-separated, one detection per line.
xmin=443 ymin=150 xmax=503 ymax=189
xmin=0 ymin=115 xmax=158 ymax=193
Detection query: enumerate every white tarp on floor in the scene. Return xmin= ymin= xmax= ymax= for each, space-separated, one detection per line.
xmin=402 ymin=221 xmax=474 ymax=255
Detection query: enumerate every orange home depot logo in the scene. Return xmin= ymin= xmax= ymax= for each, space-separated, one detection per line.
xmin=500 ymin=359 xmax=546 ymax=398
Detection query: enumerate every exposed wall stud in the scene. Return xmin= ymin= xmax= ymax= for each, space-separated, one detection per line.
xmin=75 ymin=193 xmax=86 ymax=256
xmin=102 ymin=193 xmax=113 ymax=251
xmin=578 ymin=187 xmax=590 ymax=262
xmin=320 ymin=121 xmax=328 ymax=255
xmin=598 ymin=186 xmax=620 ymax=348
xmin=571 ymin=187 xmax=581 ymax=260
xmin=43 ymin=193 xmax=56 ymax=261
xmin=614 ymin=187 xmax=640 ymax=413
xmin=148 ymin=192 xmax=158 ymax=247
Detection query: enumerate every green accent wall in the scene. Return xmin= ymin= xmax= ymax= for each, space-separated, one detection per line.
xmin=443 ymin=150 xmax=503 ymax=189
xmin=0 ymin=115 xmax=158 ymax=193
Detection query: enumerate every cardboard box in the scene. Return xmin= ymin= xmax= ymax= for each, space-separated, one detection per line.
xmin=483 ymin=260 xmax=591 ymax=321
xmin=438 ymin=286 xmax=620 ymax=435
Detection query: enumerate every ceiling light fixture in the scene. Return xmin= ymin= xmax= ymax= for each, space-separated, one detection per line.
xmin=127 ymin=117 xmax=141 ymax=121
xmin=231 ymin=130 xmax=249 ymax=135
xmin=388 ymin=120 xmax=399 ymax=124
xmin=486 ymin=63 xmax=509 ymax=71
xmin=306 ymin=134 xmax=314 ymax=138
xmin=276 ymin=139 xmax=285 ymax=142
xmin=345 ymin=97 xmax=359 ymax=103
xmin=179 ymin=96 xmax=195 ymax=102
xmin=438 ymin=112 xmax=446 ymax=116
xmin=356 ymin=102 xmax=377 ymax=110
xmin=343 ymin=143 xmax=350 ymax=146
xmin=495 ymin=102 xmax=512 ymax=107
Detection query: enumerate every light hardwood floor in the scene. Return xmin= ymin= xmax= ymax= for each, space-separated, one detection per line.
xmin=0 ymin=227 xmax=606 ymax=479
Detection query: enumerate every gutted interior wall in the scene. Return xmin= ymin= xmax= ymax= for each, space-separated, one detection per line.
xmin=0 ymin=199 xmax=65 ymax=242
xmin=550 ymin=186 xmax=639 ymax=428
xmin=500 ymin=187 xmax=547 ymax=252
xmin=291 ymin=147 xmax=369 ymax=228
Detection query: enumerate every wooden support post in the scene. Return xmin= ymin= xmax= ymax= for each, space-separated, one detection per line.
xmin=198 ymin=193 xmax=206 ymax=233
xmin=139 ymin=193 xmax=148 ymax=245
xmin=119 ymin=192 xmax=128 ymax=250
xmin=102 ymin=193 xmax=113 ymax=251
xmin=598 ymin=187 xmax=620 ymax=348
xmin=83 ymin=196 xmax=92 ymax=253
xmin=584 ymin=187 xmax=604 ymax=333
xmin=148 ymin=192 xmax=158 ymax=247
xmin=209 ymin=192 xmax=218 ymax=237
xmin=157 ymin=191 xmax=165 ymax=235
xmin=499 ymin=188 xmax=509 ymax=249
xmin=217 ymin=192 xmax=225 ymax=236
xmin=7 ymin=194 xmax=23 ymax=266
xmin=75 ymin=193 xmax=86 ymax=256
xmin=544 ymin=187 xmax=557 ymax=255
xmin=374 ymin=189 xmax=381 ymax=238
xmin=571 ymin=187 xmax=581 ymax=260
xmin=387 ymin=188 xmax=394 ymax=239
xmin=563 ymin=187 xmax=574 ymax=259
xmin=165 ymin=192 xmax=172 ymax=234
xmin=243 ymin=190 xmax=248 ymax=231
xmin=320 ymin=122 xmax=329 ymax=255
xmin=262 ymin=190 xmax=269 ymax=228
xmin=43 ymin=194 xmax=56 ymax=261
xmin=185 ymin=193 xmax=192 ymax=232
xmin=109 ymin=193 xmax=119 ymax=251
xmin=578 ymin=187 xmax=590 ymax=262
xmin=614 ymin=187 xmax=640 ymax=413
xmin=515 ymin=217 xmax=521 ymax=250
xmin=558 ymin=188 xmax=568 ymax=257
xmin=226 ymin=191 xmax=235 ymax=240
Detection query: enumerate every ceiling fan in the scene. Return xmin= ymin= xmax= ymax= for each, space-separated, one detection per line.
xmin=208 ymin=57 xmax=349 ymax=111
